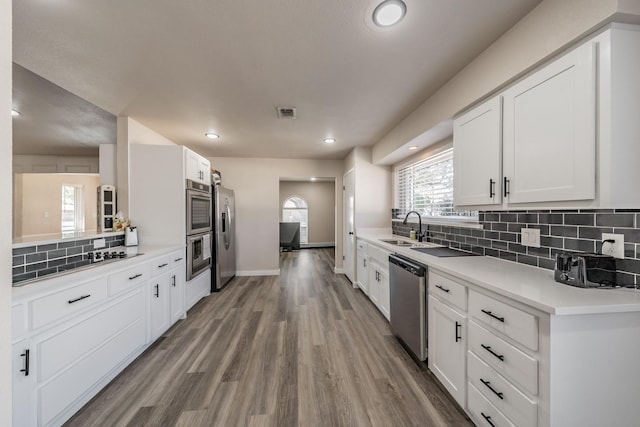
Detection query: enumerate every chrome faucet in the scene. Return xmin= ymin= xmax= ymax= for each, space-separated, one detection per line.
xmin=403 ymin=211 xmax=423 ymax=242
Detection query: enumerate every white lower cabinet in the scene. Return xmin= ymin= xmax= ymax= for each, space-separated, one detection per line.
xmin=428 ymin=295 xmax=466 ymax=407
xmin=468 ymin=382 xmax=516 ymax=427
xmin=366 ymin=243 xmax=391 ymax=320
xmin=356 ymin=239 xmax=369 ymax=295
xmin=149 ymin=273 xmax=171 ymax=342
xmin=185 ymin=269 xmax=211 ymax=312
xmin=13 ymin=340 xmax=35 ymax=427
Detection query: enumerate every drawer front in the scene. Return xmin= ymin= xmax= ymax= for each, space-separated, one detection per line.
xmin=108 ymin=263 xmax=151 ymax=296
xmin=38 ymin=318 xmax=146 ymax=426
xmin=31 ymin=278 xmax=108 ymax=331
xmin=12 ymin=303 xmax=27 ymax=341
xmin=429 ymin=271 xmax=467 ymax=311
xmin=151 ymin=255 xmax=172 ymax=276
xmin=37 ymin=288 xmax=145 ymax=383
xmin=368 ymin=244 xmax=391 ymax=266
xmin=469 ymin=290 xmax=538 ymax=351
xmin=357 ymin=240 xmax=368 ymax=254
xmin=468 ymin=351 xmax=537 ymax=427
xmin=170 ymin=250 xmax=185 ymax=267
xmin=468 ymin=320 xmax=538 ymax=395
xmin=468 ymin=382 xmax=516 ymax=427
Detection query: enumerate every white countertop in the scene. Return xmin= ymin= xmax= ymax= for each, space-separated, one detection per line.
xmin=12 ymin=244 xmax=184 ymax=302
xmin=357 ymin=230 xmax=640 ymax=316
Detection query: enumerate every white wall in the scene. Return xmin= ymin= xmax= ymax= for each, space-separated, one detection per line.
xmin=208 ymin=157 xmax=344 ymax=274
xmin=279 ymin=181 xmax=335 ymax=246
xmin=1 ymin=0 xmax=12 ymax=423
xmin=373 ymin=0 xmax=639 ymax=164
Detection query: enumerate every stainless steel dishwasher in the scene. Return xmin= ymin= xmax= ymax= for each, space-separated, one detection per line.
xmin=389 ymin=254 xmax=427 ymax=361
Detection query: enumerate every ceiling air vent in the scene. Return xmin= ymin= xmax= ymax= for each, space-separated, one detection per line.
xmin=276 ymin=106 xmax=297 ymax=119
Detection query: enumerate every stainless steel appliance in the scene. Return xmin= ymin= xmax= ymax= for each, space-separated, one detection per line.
xmin=211 ymin=174 xmax=236 ymax=291
xmin=186 ymin=179 xmax=212 ymax=235
xmin=389 ymin=254 xmax=427 ymax=361
xmin=187 ymin=232 xmax=212 ymax=281
xmin=554 ymin=252 xmax=617 ymax=288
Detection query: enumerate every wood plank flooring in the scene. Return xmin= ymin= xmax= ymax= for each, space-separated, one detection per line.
xmin=65 ymin=248 xmax=472 ymax=427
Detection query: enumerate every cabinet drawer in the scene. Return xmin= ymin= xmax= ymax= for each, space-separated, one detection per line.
xmin=469 ymin=290 xmax=538 ymax=351
xmin=357 ymin=240 xmax=368 ymax=254
xmin=151 ymin=255 xmax=172 ymax=276
xmin=38 ymin=318 xmax=146 ymax=426
xmin=468 ymin=382 xmax=516 ymax=427
xmin=368 ymin=244 xmax=391 ymax=266
xmin=107 ymin=263 xmax=151 ymax=296
xmin=429 ymin=271 xmax=467 ymax=311
xmin=170 ymin=250 xmax=185 ymax=266
xmin=31 ymin=278 xmax=107 ymax=331
xmin=37 ymin=288 xmax=145 ymax=383
xmin=468 ymin=320 xmax=538 ymax=395
xmin=468 ymin=351 xmax=537 ymax=427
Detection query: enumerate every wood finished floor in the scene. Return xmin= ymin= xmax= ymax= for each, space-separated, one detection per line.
xmin=65 ymin=248 xmax=472 ymax=427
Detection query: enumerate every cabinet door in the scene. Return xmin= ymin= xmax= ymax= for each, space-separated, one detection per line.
xmin=428 ymin=295 xmax=466 ymax=407
xmin=185 ymin=150 xmax=210 ymax=184
xmin=378 ymin=268 xmax=390 ymax=321
xmin=368 ymin=264 xmax=380 ymax=307
xmin=453 ymin=96 xmax=502 ymax=206
xmin=150 ymin=275 xmax=170 ymax=341
xmin=356 ymin=254 xmax=369 ymax=296
xmin=13 ymin=341 xmax=34 ymax=427
xmin=169 ymin=269 xmax=185 ymax=325
xmin=503 ymin=41 xmax=596 ymax=204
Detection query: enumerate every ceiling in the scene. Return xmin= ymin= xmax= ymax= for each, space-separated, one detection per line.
xmin=13 ymin=0 xmax=541 ymax=160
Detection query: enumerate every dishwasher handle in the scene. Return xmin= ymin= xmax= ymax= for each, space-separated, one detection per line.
xmin=389 ymin=254 xmax=426 ymax=276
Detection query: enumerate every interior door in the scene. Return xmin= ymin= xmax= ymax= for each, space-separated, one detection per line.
xmin=343 ymin=169 xmax=355 ymax=283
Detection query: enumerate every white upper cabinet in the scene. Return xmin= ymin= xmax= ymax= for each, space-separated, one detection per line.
xmin=502 ymin=40 xmax=596 ymax=205
xmin=453 ymin=96 xmax=502 ymax=206
xmin=185 ymin=149 xmax=211 ymax=185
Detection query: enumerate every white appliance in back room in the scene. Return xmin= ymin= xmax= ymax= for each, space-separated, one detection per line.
xmin=211 ymin=171 xmax=236 ymax=291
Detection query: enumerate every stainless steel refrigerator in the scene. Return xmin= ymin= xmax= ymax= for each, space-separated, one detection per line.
xmin=212 ymin=183 xmax=236 ymax=291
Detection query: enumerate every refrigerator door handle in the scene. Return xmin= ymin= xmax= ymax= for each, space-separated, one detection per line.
xmin=224 ymin=203 xmax=232 ymax=249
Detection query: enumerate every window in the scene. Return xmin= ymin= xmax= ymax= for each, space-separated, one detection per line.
xmin=282 ymin=196 xmax=308 ymax=244
xmin=395 ymin=148 xmax=477 ymax=222
xmin=61 ymin=184 xmax=85 ymax=233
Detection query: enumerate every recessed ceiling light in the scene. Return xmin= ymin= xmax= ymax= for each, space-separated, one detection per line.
xmin=205 ymin=133 xmax=220 ymax=140
xmin=373 ymin=0 xmax=407 ymax=27
xmin=310 ymin=177 xmax=317 ymax=182
xmin=408 ymin=146 xmax=419 ymax=150
xmin=323 ymin=138 xmax=336 ymax=144
xmin=11 ymin=109 xmax=21 ymax=117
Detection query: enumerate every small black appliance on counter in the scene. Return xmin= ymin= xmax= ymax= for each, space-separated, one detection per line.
xmin=554 ymin=252 xmax=617 ymax=288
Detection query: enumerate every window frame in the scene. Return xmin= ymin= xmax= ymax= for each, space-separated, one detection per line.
xmin=282 ymin=195 xmax=309 ymax=245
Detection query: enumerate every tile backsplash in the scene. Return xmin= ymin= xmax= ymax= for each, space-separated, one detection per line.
xmin=12 ymin=234 xmax=125 ymax=285
xmin=392 ymin=209 xmax=640 ymax=287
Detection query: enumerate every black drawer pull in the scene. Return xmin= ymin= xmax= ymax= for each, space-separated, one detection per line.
xmin=68 ymin=294 xmax=91 ymax=304
xmin=481 ymin=344 xmax=505 ymax=361
xmin=481 ymin=309 xmax=505 ymax=323
xmin=489 ymin=179 xmax=495 ymax=198
xmin=455 ymin=321 xmax=462 ymax=343
xmin=174 ymin=257 xmax=183 ymax=262
xmin=154 ymin=284 xmax=160 ymax=298
xmin=481 ymin=412 xmax=496 ymax=427
xmin=158 ymin=263 xmax=169 ymax=268
xmin=480 ymin=378 xmax=504 ymax=400
xmin=435 ymin=284 xmax=450 ymax=293
xmin=20 ymin=349 xmax=30 ymax=376
xmin=129 ymin=273 xmax=142 ymax=280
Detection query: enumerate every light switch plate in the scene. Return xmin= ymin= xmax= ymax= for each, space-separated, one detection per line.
xmin=93 ymin=238 xmax=106 ymax=249
xmin=602 ymin=233 xmax=624 ymax=259
xmin=521 ymin=228 xmax=540 ymax=248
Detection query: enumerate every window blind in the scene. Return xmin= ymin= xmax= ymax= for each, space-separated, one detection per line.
xmin=395 ymin=148 xmax=476 ymax=220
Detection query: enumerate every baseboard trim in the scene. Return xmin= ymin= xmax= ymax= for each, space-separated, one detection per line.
xmin=301 ymin=242 xmax=336 ymax=248
xmin=236 ymin=269 xmax=280 ymax=276
xmin=333 ymin=267 xmax=345 ymax=274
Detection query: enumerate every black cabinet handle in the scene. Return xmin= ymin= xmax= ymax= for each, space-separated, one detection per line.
xmin=129 ymin=273 xmax=142 ymax=280
xmin=481 ymin=412 xmax=496 ymax=427
xmin=480 ymin=378 xmax=504 ymax=400
xmin=20 ymin=349 xmax=30 ymax=376
xmin=455 ymin=321 xmax=462 ymax=343
xmin=363 ymin=259 xmax=367 ymax=267
xmin=172 ymin=275 xmax=176 ymax=287
xmin=503 ymin=177 xmax=510 ymax=197
xmin=489 ymin=179 xmax=495 ymax=198
xmin=68 ymin=294 xmax=91 ymax=304
xmin=174 ymin=257 xmax=183 ymax=262
xmin=435 ymin=284 xmax=450 ymax=293
xmin=154 ymin=284 xmax=159 ymax=298
xmin=481 ymin=344 xmax=505 ymax=361
xmin=481 ymin=309 xmax=505 ymax=323
xmin=158 ymin=263 xmax=169 ymax=268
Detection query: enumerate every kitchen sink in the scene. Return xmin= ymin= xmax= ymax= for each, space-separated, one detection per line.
xmin=379 ymin=239 xmax=415 ymax=247
xmin=378 ymin=239 xmax=441 ymax=248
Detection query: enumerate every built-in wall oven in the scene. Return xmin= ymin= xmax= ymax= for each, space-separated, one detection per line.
xmin=186 ymin=179 xmax=212 ymax=235
xmin=187 ymin=232 xmax=212 ymax=281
